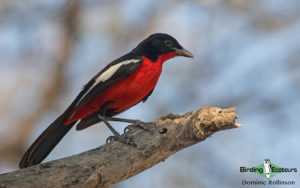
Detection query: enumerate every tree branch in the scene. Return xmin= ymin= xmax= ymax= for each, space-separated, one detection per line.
xmin=0 ymin=106 xmax=241 ymax=188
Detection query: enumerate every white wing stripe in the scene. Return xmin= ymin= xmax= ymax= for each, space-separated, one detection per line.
xmin=75 ymin=59 xmax=140 ymax=107
xmin=95 ymin=59 xmax=140 ymax=83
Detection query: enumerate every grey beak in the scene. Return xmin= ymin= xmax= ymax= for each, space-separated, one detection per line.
xmin=174 ymin=48 xmax=194 ymax=58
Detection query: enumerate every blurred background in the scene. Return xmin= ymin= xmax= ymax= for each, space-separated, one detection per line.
xmin=0 ymin=0 xmax=300 ymax=187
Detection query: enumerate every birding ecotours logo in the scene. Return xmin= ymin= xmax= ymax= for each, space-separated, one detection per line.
xmin=240 ymin=159 xmax=297 ymax=179
xmin=240 ymin=159 xmax=297 ymax=186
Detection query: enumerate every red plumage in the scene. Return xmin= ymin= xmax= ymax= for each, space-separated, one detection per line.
xmin=64 ymin=53 xmax=177 ymax=125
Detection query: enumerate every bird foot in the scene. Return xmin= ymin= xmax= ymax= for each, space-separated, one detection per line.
xmin=124 ymin=121 xmax=156 ymax=133
xmin=106 ymin=135 xmax=136 ymax=146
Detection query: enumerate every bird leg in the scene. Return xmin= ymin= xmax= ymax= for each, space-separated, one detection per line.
xmin=102 ymin=116 xmax=155 ymax=133
xmin=97 ymin=114 xmax=155 ymax=143
xmin=97 ymin=115 xmax=120 ymax=137
xmin=103 ymin=116 xmax=142 ymax=124
xmin=97 ymin=116 xmax=153 ymax=132
xmin=97 ymin=114 xmax=134 ymax=144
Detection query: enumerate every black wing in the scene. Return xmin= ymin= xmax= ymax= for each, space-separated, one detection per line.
xmin=70 ymin=55 xmax=143 ymax=116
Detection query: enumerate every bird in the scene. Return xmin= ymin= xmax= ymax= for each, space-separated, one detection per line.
xmin=19 ymin=33 xmax=193 ymax=168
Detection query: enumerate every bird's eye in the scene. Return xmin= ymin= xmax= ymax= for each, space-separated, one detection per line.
xmin=164 ymin=40 xmax=173 ymax=47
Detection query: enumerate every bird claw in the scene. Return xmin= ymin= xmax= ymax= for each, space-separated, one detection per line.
xmin=106 ymin=136 xmax=117 ymax=143
xmin=124 ymin=121 xmax=156 ymax=133
xmin=123 ymin=120 xmax=142 ymax=132
xmin=105 ymin=120 xmax=156 ymax=145
xmin=106 ymin=135 xmax=136 ymax=146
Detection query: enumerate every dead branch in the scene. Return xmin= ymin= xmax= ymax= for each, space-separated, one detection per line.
xmin=0 ymin=106 xmax=241 ymax=188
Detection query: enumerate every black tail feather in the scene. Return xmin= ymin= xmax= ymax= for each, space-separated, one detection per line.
xmin=19 ymin=114 xmax=76 ymax=168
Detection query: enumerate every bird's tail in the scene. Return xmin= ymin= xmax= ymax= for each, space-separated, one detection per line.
xmin=19 ymin=113 xmax=76 ymax=168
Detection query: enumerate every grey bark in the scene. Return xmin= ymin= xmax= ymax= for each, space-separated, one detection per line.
xmin=0 ymin=106 xmax=241 ymax=188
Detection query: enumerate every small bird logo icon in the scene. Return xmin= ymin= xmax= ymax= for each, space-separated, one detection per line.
xmin=263 ymin=159 xmax=272 ymax=179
